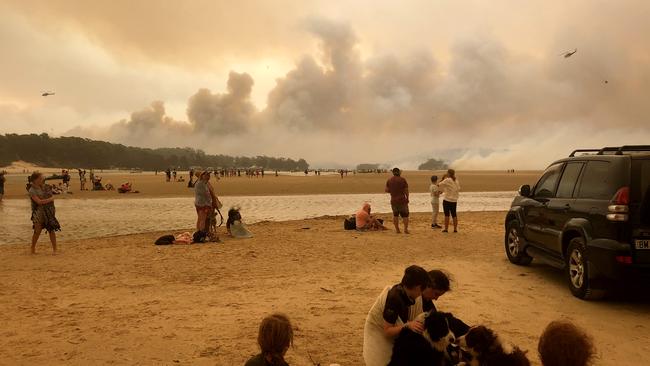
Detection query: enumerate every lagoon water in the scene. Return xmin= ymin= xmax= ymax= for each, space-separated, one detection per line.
xmin=0 ymin=192 xmax=515 ymax=245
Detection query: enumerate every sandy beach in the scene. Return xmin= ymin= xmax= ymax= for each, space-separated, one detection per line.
xmin=1 ymin=169 xmax=542 ymax=199
xmin=1 ymin=212 xmax=649 ymax=365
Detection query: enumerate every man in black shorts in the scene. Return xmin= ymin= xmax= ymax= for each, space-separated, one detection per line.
xmin=385 ymin=168 xmax=410 ymax=233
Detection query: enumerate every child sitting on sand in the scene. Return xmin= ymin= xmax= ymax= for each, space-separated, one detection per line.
xmin=245 ymin=313 xmax=294 ymax=366
xmin=538 ymin=320 xmax=595 ymax=366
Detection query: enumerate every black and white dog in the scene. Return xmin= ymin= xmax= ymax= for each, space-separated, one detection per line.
xmin=455 ymin=326 xmax=530 ymax=366
xmin=389 ymin=311 xmax=470 ymax=366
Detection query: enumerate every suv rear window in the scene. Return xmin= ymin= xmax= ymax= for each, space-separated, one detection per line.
xmin=576 ymin=161 xmax=625 ymax=200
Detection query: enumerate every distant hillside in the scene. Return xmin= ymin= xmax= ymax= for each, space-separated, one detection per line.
xmin=418 ymin=158 xmax=448 ymax=170
xmin=0 ymin=133 xmax=309 ymax=171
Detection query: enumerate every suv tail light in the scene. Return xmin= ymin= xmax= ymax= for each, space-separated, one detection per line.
xmin=612 ymin=186 xmax=630 ymax=205
xmin=616 ymin=255 xmax=633 ymax=265
xmin=608 ymin=187 xmax=630 ymax=222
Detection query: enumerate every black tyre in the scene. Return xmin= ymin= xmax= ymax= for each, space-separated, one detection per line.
xmin=505 ymin=220 xmax=533 ymax=265
xmin=566 ymin=237 xmax=606 ymax=300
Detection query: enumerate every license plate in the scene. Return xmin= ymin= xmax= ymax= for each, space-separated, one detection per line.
xmin=636 ymin=239 xmax=650 ymax=250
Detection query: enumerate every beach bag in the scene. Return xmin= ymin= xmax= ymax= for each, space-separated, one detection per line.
xmin=192 ymin=230 xmax=208 ymax=243
xmin=344 ymin=215 xmax=356 ymax=230
xmin=155 ymin=235 xmax=175 ymax=245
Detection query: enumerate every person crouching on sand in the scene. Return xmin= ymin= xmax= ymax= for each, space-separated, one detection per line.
xmin=362 ymin=265 xmax=431 ymax=366
xmin=245 ymin=313 xmax=294 ymax=366
xmin=28 ymin=172 xmax=60 ymax=254
xmin=356 ymin=203 xmax=387 ymax=231
xmin=538 ymin=320 xmax=595 ymax=366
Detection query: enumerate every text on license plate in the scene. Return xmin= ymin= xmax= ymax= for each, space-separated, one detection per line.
xmin=636 ymin=239 xmax=650 ymax=250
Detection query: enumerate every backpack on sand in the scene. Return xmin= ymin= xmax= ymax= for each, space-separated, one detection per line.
xmin=343 ymin=215 xmax=356 ymax=230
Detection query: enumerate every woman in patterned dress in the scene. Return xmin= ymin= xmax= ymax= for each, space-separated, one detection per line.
xmin=28 ymin=172 xmax=60 ymax=254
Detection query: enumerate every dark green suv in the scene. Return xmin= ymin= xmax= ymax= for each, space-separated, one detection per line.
xmin=505 ymin=146 xmax=650 ymax=300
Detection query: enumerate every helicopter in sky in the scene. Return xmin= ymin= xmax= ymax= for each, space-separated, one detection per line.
xmin=41 ymin=91 xmax=55 ymax=97
xmin=560 ymin=48 xmax=577 ymax=58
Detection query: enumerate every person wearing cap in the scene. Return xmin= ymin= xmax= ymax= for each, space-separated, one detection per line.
xmin=385 ymin=168 xmax=410 ymax=234
xmin=194 ymin=171 xmax=215 ymax=232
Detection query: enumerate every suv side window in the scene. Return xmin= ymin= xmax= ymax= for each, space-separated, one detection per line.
xmin=534 ymin=163 xmax=563 ymax=198
xmin=556 ymin=162 xmax=584 ymax=198
xmin=576 ymin=161 xmax=617 ymax=199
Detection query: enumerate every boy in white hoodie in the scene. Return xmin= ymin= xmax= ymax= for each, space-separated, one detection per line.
xmin=429 ymin=175 xmax=442 ymax=228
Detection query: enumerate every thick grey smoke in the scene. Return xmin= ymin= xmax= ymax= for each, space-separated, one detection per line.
xmin=68 ymin=17 xmax=650 ymax=168
xmin=188 ymin=71 xmax=255 ymax=134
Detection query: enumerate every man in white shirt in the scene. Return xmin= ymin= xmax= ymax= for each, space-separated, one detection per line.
xmin=429 ymin=175 xmax=442 ymax=229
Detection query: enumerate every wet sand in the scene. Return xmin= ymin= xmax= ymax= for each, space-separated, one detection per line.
xmin=1 ymin=170 xmax=541 ymax=199
xmin=1 ymin=212 xmax=648 ymax=365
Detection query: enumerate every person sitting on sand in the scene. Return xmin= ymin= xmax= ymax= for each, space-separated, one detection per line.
xmin=178 ymin=175 xmax=185 ymax=182
xmin=245 ymin=313 xmax=294 ymax=366
xmin=356 ymin=203 xmax=387 ymax=231
xmin=226 ymin=206 xmax=253 ymax=238
xmin=538 ymin=320 xmax=595 ymax=366
xmin=362 ymin=265 xmax=431 ymax=366
xmin=28 ymin=172 xmax=60 ymax=255
xmin=118 ymin=182 xmax=132 ymax=193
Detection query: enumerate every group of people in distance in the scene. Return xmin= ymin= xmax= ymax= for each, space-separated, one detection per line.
xmin=356 ymin=167 xmax=461 ymax=233
xmin=245 ymin=265 xmax=596 ymax=366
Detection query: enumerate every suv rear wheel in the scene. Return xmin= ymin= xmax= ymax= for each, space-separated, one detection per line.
xmin=566 ymin=237 xmax=606 ymax=300
xmin=505 ymin=220 xmax=533 ymax=265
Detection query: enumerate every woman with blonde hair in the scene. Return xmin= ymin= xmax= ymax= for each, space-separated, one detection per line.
xmin=438 ymin=168 xmax=460 ymax=233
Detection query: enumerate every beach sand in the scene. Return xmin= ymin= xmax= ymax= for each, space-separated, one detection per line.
xmin=1 ymin=212 xmax=648 ymax=365
xmin=1 ymin=169 xmax=542 ymax=199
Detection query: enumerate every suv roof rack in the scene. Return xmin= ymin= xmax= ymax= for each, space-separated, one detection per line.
xmin=613 ymin=145 xmax=650 ymax=155
xmin=569 ymin=149 xmax=601 ymax=157
xmin=570 ymin=146 xmax=650 ymax=157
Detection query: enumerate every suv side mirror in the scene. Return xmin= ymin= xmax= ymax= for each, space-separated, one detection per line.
xmin=519 ymin=185 xmax=531 ymax=197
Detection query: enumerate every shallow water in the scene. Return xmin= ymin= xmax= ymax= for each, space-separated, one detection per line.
xmin=0 ymin=192 xmax=515 ymax=245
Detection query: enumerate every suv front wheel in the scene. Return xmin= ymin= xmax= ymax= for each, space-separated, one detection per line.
xmin=505 ymin=220 xmax=533 ymax=265
xmin=566 ymin=237 xmax=606 ymax=300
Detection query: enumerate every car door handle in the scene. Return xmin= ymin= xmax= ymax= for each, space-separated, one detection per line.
xmin=548 ymin=204 xmax=571 ymax=211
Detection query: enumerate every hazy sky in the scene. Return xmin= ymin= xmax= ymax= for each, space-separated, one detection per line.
xmin=1 ymin=0 xmax=649 ymax=168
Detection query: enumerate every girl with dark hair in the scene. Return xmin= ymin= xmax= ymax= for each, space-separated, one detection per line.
xmin=28 ymin=172 xmax=60 ymax=254
xmin=245 ymin=313 xmax=294 ymax=366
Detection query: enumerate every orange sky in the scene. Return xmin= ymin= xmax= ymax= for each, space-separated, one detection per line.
xmin=1 ymin=0 xmax=649 ymax=168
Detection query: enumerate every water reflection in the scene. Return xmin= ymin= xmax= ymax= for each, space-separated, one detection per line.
xmin=0 ymin=192 xmax=515 ymax=245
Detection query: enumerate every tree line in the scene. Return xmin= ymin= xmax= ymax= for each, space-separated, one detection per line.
xmin=0 ymin=133 xmax=310 ymax=171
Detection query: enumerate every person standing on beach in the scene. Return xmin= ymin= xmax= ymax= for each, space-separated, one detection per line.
xmin=385 ymin=168 xmax=409 ymax=234
xmin=0 ymin=170 xmax=6 ymax=201
xmin=28 ymin=172 xmax=60 ymax=254
xmin=429 ymin=175 xmax=442 ymax=229
xmin=438 ymin=169 xmax=460 ymax=233
xmin=194 ymin=171 xmax=213 ymax=233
